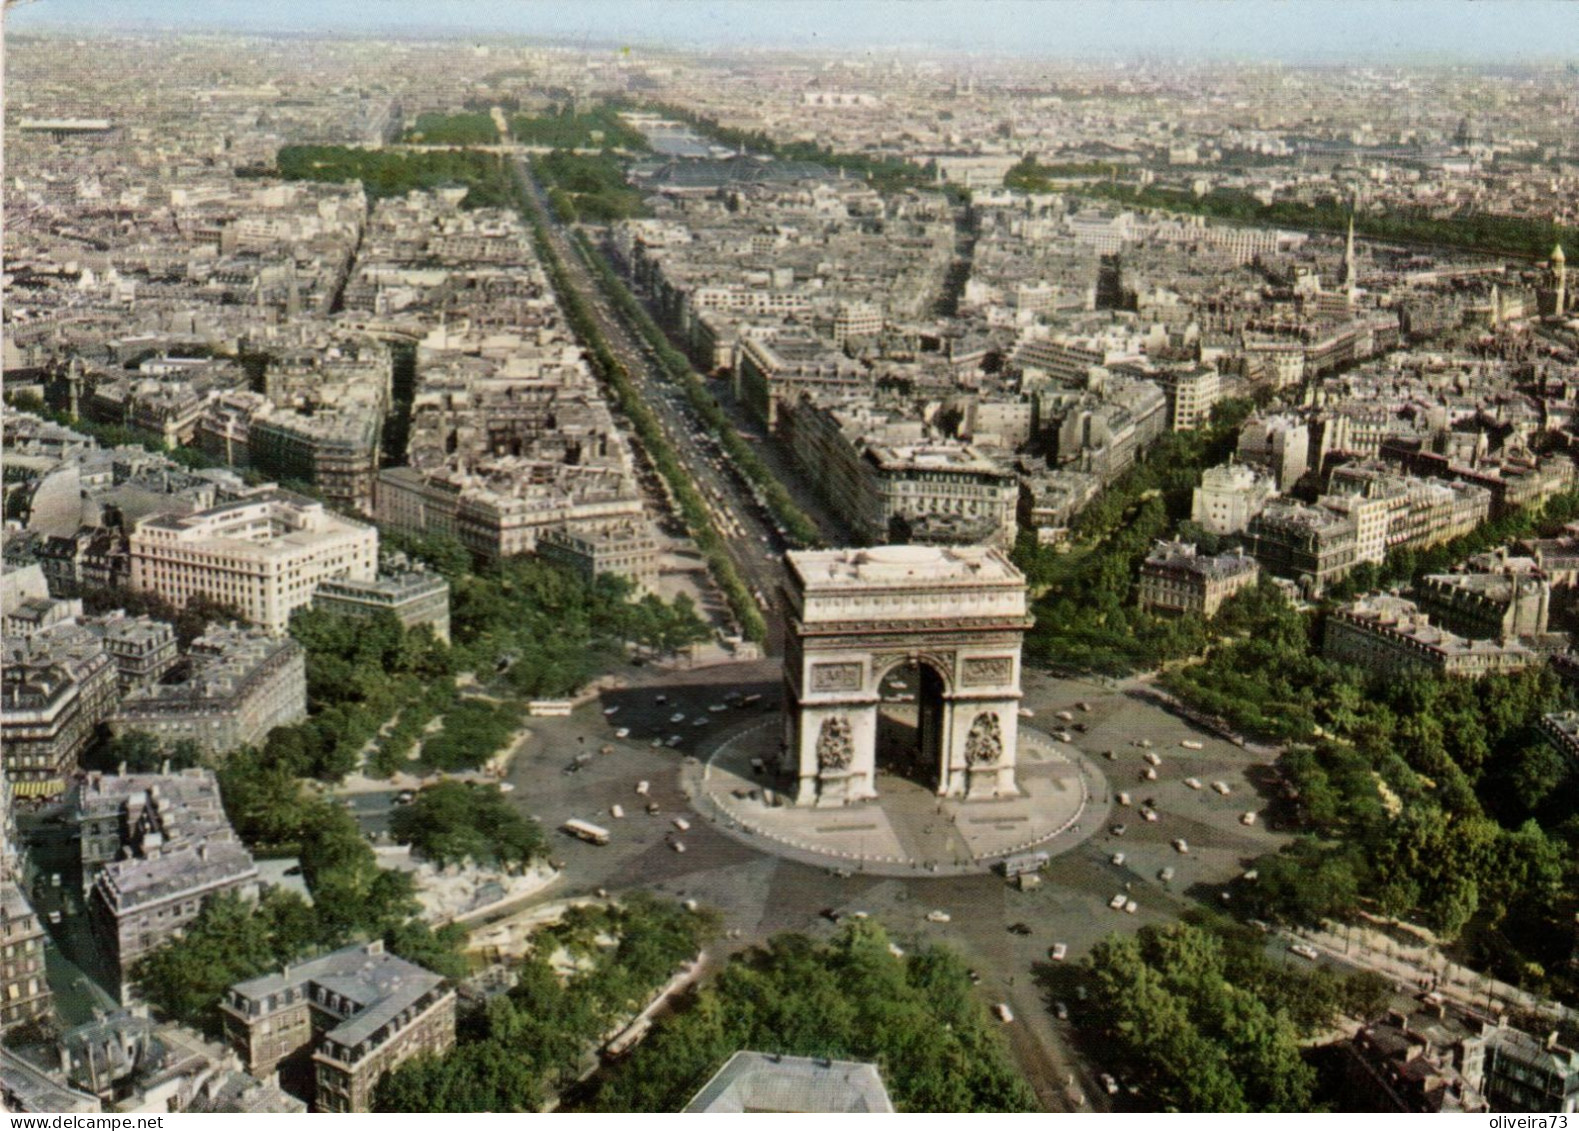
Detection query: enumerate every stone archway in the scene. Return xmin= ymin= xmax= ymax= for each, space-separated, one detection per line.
xmin=781 ymin=546 xmax=1033 ymax=807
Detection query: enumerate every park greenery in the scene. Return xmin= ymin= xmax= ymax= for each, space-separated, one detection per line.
xmin=1004 ymin=156 xmax=1125 ymax=190
xmin=446 ymin=552 xmax=712 ymax=696
xmin=275 ymin=145 xmax=516 ymax=208
xmin=1156 ymin=546 xmax=1579 ymax=995
xmin=571 ymin=229 xmax=824 ymax=547
xmin=510 ymin=105 xmax=650 ymax=152
xmin=520 ymin=191 xmax=767 ymax=642
xmin=1067 ymin=179 xmax=1577 ymax=261
xmin=402 ymin=111 xmax=500 ymax=146
xmin=629 ymin=100 xmax=936 ymax=194
xmin=373 ymin=895 xmax=715 ymax=1112
xmin=134 ymin=785 xmax=470 ymax=1034
xmin=579 ymin=920 xmax=1038 ymax=1112
xmin=1011 ymin=396 xmax=1257 ymax=674
xmin=537 ymin=151 xmax=651 ymax=223
xmin=1079 ymin=919 xmax=1390 ymax=1112
xmin=389 ymin=781 xmax=545 ymax=870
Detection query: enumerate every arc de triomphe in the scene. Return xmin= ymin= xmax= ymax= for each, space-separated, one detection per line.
xmin=781 ymin=545 xmax=1034 ymax=807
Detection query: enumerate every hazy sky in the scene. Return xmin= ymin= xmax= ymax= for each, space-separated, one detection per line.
xmin=9 ymin=0 xmax=1579 ymax=62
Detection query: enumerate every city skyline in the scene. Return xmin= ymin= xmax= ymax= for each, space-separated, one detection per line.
xmin=9 ymin=0 xmax=1579 ymax=62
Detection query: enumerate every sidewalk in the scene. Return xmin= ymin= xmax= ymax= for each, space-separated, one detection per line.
xmin=1292 ymin=920 xmax=1576 ymax=1025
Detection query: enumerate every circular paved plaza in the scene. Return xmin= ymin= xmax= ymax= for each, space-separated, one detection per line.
xmin=680 ymin=719 xmax=1111 ymax=877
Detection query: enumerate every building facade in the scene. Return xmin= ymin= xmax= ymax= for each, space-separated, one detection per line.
xmin=310 ymin=569 xmax=452 ymax=643
xmin=221 ymin=940 xmax=456 ymax=1113
xmin=1137 ymin=542 xmax=1261 ymax=618
xmin=129 ymin=490 xmax=378 ymax=636
xmin=107 ymin=625 xmax=307 ymax=757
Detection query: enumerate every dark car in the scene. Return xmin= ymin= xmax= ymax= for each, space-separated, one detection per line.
xmin=1008 ymin=922 xmax=1032 ymax=936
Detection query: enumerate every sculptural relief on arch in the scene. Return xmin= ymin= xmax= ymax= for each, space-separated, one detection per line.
xmin=780 ymin=545 xmax=1034 ymax=807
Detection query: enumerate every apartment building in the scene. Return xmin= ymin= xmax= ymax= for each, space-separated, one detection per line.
xmin=311 ymin=567 xmax=451 ymax=643
xmin=1137 ymin=542 xmax=1261 ymax=618
xmin=107 ymin=625 xmax=307 ymax=757
xmin=129 ymin=490 xmax=377 ymax=636
xmin=221 ymin=940 xmax=456 ymax=1113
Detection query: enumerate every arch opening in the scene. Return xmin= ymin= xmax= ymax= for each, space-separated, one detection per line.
xmin=875 ymin=658 xmax=948 ymax=792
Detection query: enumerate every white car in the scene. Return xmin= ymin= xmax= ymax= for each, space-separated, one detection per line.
xmin=994 ymin=1002 xmax=1015 ymax=1023
xmin=672 ymin=817 xmax=690 ymax=832
xmin=650 ymin=737 xmax=664 ymax=748
xmin=1211 ymin=780 xmax=1231 ymax=796
xmin=1017 ymin=707 xmax=1035 ymax=719
xmin=1173 ymin=839 xmax=1190 ymax=854
xmin=610 ymin=804 xmax=625 ymax=819
xmin=1184 ymin=777 xmax=1203 ymax=790
xmin=1140 ymin=807 xmax=1159 ymax=823
xmin=1142 ymin=767 xmax=1158 ymax=781
xmin=1116 ymin=792 xmax=1131 ymax=806
xmin=635 ymin=781 xmax=651 ymax=796
xmin=1240 ymin=811 xmax=1258 ymax=826
xmin=603 ymin=706 xmax=620 ymax=716
xmin=669 ymin=713 xmax=686 ymax=724
xmin=1143 ymin=751 xmax=1162 ymax=766
xmin=925 ymin=909 xmax=951 ymax=923
xmin=1101 ymin=1073 xmax=1120 ymax=1096
xmin=615 ymin=727 xmax=630 ymax=739
xmin=1050 ymin=942 xmax=1068 ymax=961
xmin=1181 ymin=739 xmax=1204 ymax=750
xmin=709 ymin=703 xmax=728 ymax=713
xmin=1124 ymin=899 xmax=1138 ymax=915
xmin=671 ymin=840 xmax=687 ymax=853
xmin=1159 ymin=866 xmax=1175 ymax=882
xmin=1111 ymin=852 xmax=1126 ymax=866
xmin=1109 ymin=893 xmax=1128 ymax=910
xmin=1289 ymin=943 xmax=1320 ymax=961
xmin=667 ymin=735 xmax=683 ymax=747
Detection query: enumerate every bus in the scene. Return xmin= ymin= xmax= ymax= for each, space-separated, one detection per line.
xmin=562 ymin=819 xmax=611 ymax=846
xmin=1001 ymin=851 xmax=1050 ymax=878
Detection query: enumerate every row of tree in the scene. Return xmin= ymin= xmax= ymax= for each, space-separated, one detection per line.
xmin=1161 ymin=580 xmax=1579 ymax=994
xmin=572 ymin=229 xmax=824 ymax=548
xmin=1011 ymin=397 xmax=1257 ymax=674
xmin=578 ymin=921 xmax=1038 ymax=1112
xmin=373 ymin=895 xmax=715 ymax=1111
xmin=1069 ymin=179 xmax=1577 ymax=261
xmin=523 ymin=199 xmax=767 ymax=642
xmin=1080 ymin=920 xmax=1390 ymax=1112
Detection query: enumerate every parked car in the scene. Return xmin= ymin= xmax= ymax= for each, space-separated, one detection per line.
xmin=925 ymin=909 xmax=951 ymax=923
xmin=1289 ymin=943 xmax=1320 ymax=961
xmin=1050 ymin=942 xmax=1068 ymax=961
xmin=1173 ymin=838 xmax=1190 ymax=854
xmin=994 ymin=1002 xmax=1014 ymax=1023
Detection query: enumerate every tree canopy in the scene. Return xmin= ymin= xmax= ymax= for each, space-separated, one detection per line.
xmin=389 ymin=781 xmax=545 ymax=869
